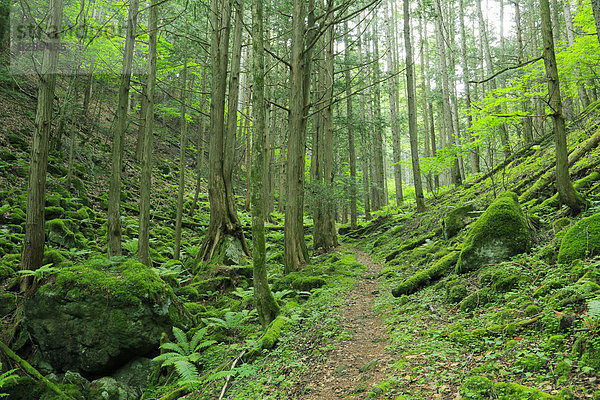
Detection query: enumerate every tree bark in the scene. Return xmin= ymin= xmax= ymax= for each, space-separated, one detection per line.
xmin=384 ymin=0 xmax=404 ymax=208
xmin=199 ymin=0 xmax=249 ymax=264
xmin=434 ymin=1 xmax=461 ymax=186
xmin=21 ymin=0 xmax=63 ymax=292
xmin=284 ymin=0 xmax=312 ymax=273
xmin=540 ymin=0 xmax=585 ymax=213
xmin=138 ymin=0 xmax=158 ymax=267
xmin=252 ymin=0 xmax=280 ymax=327
xmin=108 ymin=0 xmax=139 ymax=257
xmin=403 ymin=0 xmax=425 ymax=212
xmin=370 ymin=21 xmax=386 ymax=210
xmin=593 ymin=0 xmax=600 ymax=45
xmin=0 ymin=0 xmax=9 ymax=69
xmin=344 ymin=21 xmax=358 ymax=229
xmin=174 ymin=55 xmax=188 ymax=261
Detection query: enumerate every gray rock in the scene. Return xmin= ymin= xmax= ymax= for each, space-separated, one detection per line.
xmin=23 ymin=258 xmax=189 ymax=376
xmin=89 ymin=377 xmax=137 ymax=400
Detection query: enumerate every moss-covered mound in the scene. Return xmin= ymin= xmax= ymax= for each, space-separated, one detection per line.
xmin=557 ymin=213 xmax=600 ymax=264
xmin=23 ymin=257 xmax=188 ymax=376
xmin=392 ymin=251 xmax=459 ymax=297
xmin=456 ymin=192 xmax=532 ymax=274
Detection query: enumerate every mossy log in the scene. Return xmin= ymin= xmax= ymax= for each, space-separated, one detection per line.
xmin=384 ymin=231 xmax=439 ymax=263
xmin=392 ymin=251 xmax=459 ymax=297
xmin=0 ymin=340 xmax=76 ymax=400
xmin=519 ymin=129 xmax=600 ymax=204
xmin=539 ymin=171 xmax=600 ymax=209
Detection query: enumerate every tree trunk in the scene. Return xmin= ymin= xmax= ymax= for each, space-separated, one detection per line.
xmin=370 ymin=21 xmax=386 ymax=210
xmin=138 ymin=0 xmax=158 ymax=267
xmin=593 ymin=0 xmax=600 ymax=45
xmin=458 ymin=0 xmax=479 ymax=174
xmin=358 ymin=32 xmax=371 ymax=220
xmin=174 ymin=55 xmax=188 ymax=261
xmin=21 ymin=0 xmax=63 ymax=292
xmin=108 ymin=0 xmax=138 ymax=257
xmin=540 ymin=0 xmax=585 ymax=213
xmin=434 ymin=1 xmax=461 ymax=186
xmin=477 ymin=0 xmax=511 ymax=159
xmin=135 ymin=75 xmax=148 ymax=163
xmin=0 ymin=0 xmax=9 ymax=69
xmin=384 ymin=0 xmax=404 ymax=208
xmin=312 ymin=0 xmax=337 ymax=252
xmin=514 ymin=0 xmax=534 ymax=144
xmin=251 ymin=0 xmax=280 ymax=327
xmin=403 ymin=0 xmax=425 ymax=212
xmin=344 ymin=21 xmax=358 ymax=229
xmin=199 ymin=0 xmax=249 ymax=264
xmin=189 ymin=77 xmax=208 ymax=216
xmin=284 ymin=0 xmax=313 ymax=273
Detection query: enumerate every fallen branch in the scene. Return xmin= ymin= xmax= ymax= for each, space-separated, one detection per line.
xmin=0 ymin=341 xmax=76 ymax=400
xmin=218 ymin=350 xmax=247 ymax=400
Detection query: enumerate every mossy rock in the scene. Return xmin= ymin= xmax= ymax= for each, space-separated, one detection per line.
xmin=457 ymin=192 xmax=532 ymax=274
xmin=46 ymin=194 xmax=61 ymax=207
xmin=392 ymin=251 xmax=459 ymax=297
xmin=558 ymin=213 xmax=600 ymax=264
xmin=175 ymin=285 xmax=200 ymax=301
xmin=46 ymin=219 xmax=79 ymax=248
xmin=7 ymin=133 xmax=28 ymax=151
xmin=0 ymin=291 xmax=17 ymax=315
xmin=44 ymin=206 xmax=65 ymax=219
xmin=445 ymin=279 xmax=469 ymax=304
xmin=460 ymin=289 xmax=492 ymax=312
xmin=42 ymin=249 xmax=67 ymax=268
xmin=9 ymin=207 xmax=26 ymax=224
xmin=461 ymin=375 xmax=492 ymax=398
xmin=493 ymin=381 xmax=552 ymax=399
xmin=0 ymin=149 xmax=17 ymax=161
xmin=443 ymin=203 xmax=479 ymax=239
xmin=23 ymin=257 xmax=189 ymax=375
xmin=291 ymin=276 xmax=326 ymax=291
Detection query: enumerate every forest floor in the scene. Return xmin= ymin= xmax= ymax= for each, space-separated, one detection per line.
xmin=292 ymin=247 xmax=397 ymax=400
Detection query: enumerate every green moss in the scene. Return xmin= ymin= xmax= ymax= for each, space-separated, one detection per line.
xmin=260 ymin=315 xmax=288 ymax=350
xmin=461 ymin=375 xmax=492 ymax=398
xmin=443 ymin=203 xmax=479 ymax=239
xmin=525 ymin=304 xmax=541 ymax=317
xmin=457 ymin=192 xmax=532 ymax=274
xmin=42 ymin=249 xmax=67 ymax=268
xmin=291 ymin=276 xmax=326 ymax=291
xmin=40 ymin=257 xmax=174 ymax=306
xmin=558 ymin=213 xmax=600 ymax=264
xmin=493 ymin=382 xmax=552 ymax=399
xmin=76 ymin=207 xmax=91 ymax=220
xmin=392 ymin=251 xmax=459 ymax=297
xmin=176 ymin=285 xmax=200 ymax=301
xmin=183 ymin=302 xmax=206 ymax=315
xmin=460 ymin=289 xmax=492 ymax=312
xmin=44 ymin=206 xmax=64 ymax=219
xmin=0 ymin=291 xmax=17 ymax=315
xmin=0 ymin=149 xmax=17 ymax=161
xmin=534 ymin=279 xmax=570 ymax=298
xmin=545 ymin=334 xmax=565 ymax=351
xmin=46 ymin=194 xmax=61 ymax=207
xmin=9 ymin=207 xmax=25 ymax=224
xmin=45 ymin=219 xmax=78 ymax=248
xmin=445 ymin=279 xmax=468 ymax=304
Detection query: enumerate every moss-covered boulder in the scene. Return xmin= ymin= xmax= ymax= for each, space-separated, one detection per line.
xmin=456 ymin=192 xmax=532 ymax=274
xmin=558 ymin=213 xmax=600 ymax=264
xmin=443 ymin=202 xmax=479 ymax=239
xmin=45 ymin=219 xmax=79 ymax=248
xmin=23 ymin=257 xmax=188 ymax=376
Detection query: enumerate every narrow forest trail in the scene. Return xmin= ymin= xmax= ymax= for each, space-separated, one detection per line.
xmin=295 ymin=247 xmax=396 ymax=399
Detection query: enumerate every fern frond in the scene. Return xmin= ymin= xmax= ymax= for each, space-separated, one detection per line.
xmin=172 ymin=327 xmax=190 ymax=354
xmin=189 ymin=327 xmax=207 ymax=351
xmin=159 ymin=342 xmax=186 ymax=355
xmin=173 ymin=360 xmax=198 ymax=384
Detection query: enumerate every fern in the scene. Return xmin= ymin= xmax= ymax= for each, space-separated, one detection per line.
xmin=153 ymin=327 xmax=216 ymax=388
xmin=0 ymin=363 xmax=18 ymax=397
xmin=17 ymin=264 xmax=59 ymax=282
xmin=588 ymin=298 xmax=600 ymax=317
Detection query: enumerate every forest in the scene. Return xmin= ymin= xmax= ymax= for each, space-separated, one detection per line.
xmin=0 ymin=0 xmax=600 ymax=397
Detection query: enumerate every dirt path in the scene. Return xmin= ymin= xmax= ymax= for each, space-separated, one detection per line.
xmin=296 ymin=248 xmax=395 ymax=400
